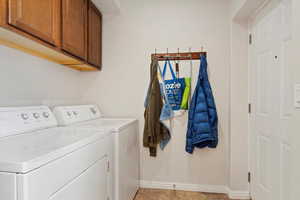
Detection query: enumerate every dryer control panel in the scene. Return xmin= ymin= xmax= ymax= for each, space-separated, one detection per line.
xmin=53 ymin=105 xmax=102 ymax=126
xmin=0 ymin=106 xmax=57 ymax=138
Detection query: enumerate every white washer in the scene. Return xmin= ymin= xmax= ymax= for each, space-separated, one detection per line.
xmin=53 ymin=105 xmax=140 ymax=200
xmin=0 ymin=106 xmax=112 ymax=200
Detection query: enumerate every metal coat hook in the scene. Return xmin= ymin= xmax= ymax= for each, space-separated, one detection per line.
xmin=151 ymin=46 xmax=206 ymax=61
xmin=176 ymin=48 xmax=180 ymax=63
xmin=176 ymin=48 xmax=180 ymax=78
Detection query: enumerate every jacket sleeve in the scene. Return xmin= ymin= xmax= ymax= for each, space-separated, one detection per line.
xmin=185 ymin=84 xmax=199 ymax=154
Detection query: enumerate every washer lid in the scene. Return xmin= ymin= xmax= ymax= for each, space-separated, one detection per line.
xmin=0 ymin=127 xmax=109 ymax=173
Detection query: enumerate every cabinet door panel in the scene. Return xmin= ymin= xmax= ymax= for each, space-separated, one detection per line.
xmin=8 ymin=0 xmax=61 ymax=46
xmin=62 ymin=0 xmax=87 ymax=60
xmin=88 ymin=1 xmax=102 ymax=69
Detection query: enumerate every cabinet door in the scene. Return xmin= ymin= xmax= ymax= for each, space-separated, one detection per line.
xmin=8 ymin=0 xmax=61 ymax=46
xmin=88 ymin=1 xmax=102 ymax=69
xmin=62 ymin=0 xmax=87 ymax=60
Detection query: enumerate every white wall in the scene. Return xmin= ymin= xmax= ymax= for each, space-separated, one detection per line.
xmin=230 ymin=0 xmax=268 ymax=22
xmin=229 ymin=0 xmax=250 ymax=194
xmin=0 ymin=45 xmax=87 ymax=107
xmin=230 ymin=0 xmax=247 ymax=18
xmin=229 ymin=21 xmax=249 ymax=192
xmin=81 ymin=0 xmax=231 ymax=191
xmin=290 ymin=0 xmax=300 ymax=199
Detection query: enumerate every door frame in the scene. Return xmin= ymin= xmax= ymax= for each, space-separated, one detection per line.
xmin=247 ymin=1 xmax=270 ymax=198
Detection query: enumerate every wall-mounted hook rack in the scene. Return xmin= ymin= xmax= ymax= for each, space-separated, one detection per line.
xmin=151 ymin=51 xmax=207 ymax=61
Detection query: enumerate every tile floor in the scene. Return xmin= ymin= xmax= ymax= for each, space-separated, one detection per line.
xmin=135 ymin=188 xmax=243 ymax=200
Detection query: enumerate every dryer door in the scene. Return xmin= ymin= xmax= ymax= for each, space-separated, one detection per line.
xmin=50 ymin=157 xmax=109 ymax=200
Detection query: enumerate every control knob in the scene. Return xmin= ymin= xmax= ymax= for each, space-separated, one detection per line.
xmin=33 ymin=113 xmax=40 ymax=119
xmin=21 ymin=113 xmax=29 ymax=120
xmin=90 ymin=107 xmax=97 ymax=114
xmin=43 ymin=112 xmax=50 ymax=118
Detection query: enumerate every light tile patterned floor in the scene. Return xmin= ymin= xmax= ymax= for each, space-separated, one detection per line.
xmin=135 ymin=188 xmax=242 ymax=200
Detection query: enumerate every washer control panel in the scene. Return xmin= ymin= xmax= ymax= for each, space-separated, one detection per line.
xmin=0 ymin=106 xmax=57 ymax=138
xmin=53 ymin=105 xmax=102 ymax=126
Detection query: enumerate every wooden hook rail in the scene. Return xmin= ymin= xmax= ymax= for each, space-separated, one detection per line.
xmin=151 ymin=51 xmax=207 ymax=61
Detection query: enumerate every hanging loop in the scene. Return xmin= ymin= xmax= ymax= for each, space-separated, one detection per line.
xmin=201 ymin=46 xmax=204 ymax=52
xmin=189 ymin=47 xmax=192 ymax=58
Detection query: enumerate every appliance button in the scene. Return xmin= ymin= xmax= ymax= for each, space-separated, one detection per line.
xmin=43 ymin=112 xmax=50 ymax=118
xmin=90 ymin=108 xmax=97 ymax=114
xmin=21 ymin=113 xmax=29 ymax=120
xmin=33 ymin=113 xmax=40 ymax=119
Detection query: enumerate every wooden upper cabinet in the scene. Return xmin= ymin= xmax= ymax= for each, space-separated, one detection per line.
xmin=8 ymin=0 xmax=61 ymax=46
xmin=88 ymin=1 xmax=102 ymax=69
xmin=62 ymin=0 xmax=87 ymax=60
xmin=0 ymin=0 xmax=102 ymax=71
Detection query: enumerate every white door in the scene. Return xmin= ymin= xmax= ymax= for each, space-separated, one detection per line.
xmin=249 ymin=1 xmax=293 ymax=200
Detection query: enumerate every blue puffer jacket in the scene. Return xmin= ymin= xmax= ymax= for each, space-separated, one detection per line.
xmin=186 ymin=55 xmax=218 ymax=154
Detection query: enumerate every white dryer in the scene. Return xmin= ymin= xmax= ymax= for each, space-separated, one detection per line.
xmin=53 ymin=105 xmax=140 ymax=200
xmin=0 ymin=106 xmax=112 ymax=200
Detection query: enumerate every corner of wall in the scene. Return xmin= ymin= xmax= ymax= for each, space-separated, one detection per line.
xmin=229 ymin=7 xmax=250 ymax=193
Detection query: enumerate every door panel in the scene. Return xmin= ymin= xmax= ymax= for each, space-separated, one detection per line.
xmin=88 ymin=1 xmax=102 ymax=69
xmin=62 ymin=0 xmax=87 ymax=59
xmin=256 ymin=50 xmax=271 ymax=115
xmin=8 ymin=0 xmax=60 ymax=46
xmin=280 ymin=143 xmax=292 ymax=200
xmin=257 ymin=136 xmax=270 ymax=189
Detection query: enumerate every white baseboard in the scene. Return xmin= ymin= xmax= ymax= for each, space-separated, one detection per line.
xmin=227 ymin=189 xmax=250 ymax=200
xmin=140 ymin=180 xmax=228 ymax=194
xmin=140 ymin=180 xmax=250 ymax=200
